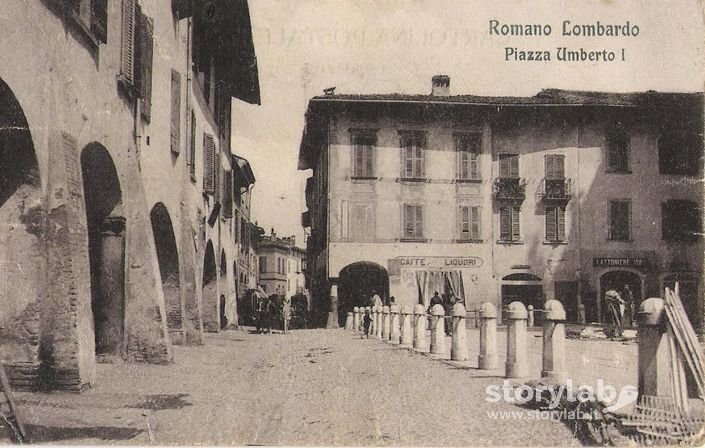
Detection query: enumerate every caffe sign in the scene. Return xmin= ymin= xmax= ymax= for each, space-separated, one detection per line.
xmin=397 ymin=256 xmax=484 ymax=269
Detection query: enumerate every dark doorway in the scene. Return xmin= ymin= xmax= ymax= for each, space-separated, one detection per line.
xmin=81 ymin=143 xmax=124 ymax=358
xmin=202 ymin=241 xmax=218 ymax=332
xmin=150 ymin=203 xmax=181 ymax=338
xmin=219 ymin=295 xmax=227 ymax=329
xmin=501 ymin=273 xmax=543 ymax=323
xmin=599 ymin=270 xmax=642 ymax=325
xmin=338 ymin=262 xmax=389 ymax=326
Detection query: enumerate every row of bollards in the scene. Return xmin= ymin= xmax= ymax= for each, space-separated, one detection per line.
xmin=349 ymin=300 xmax=568 ymax=381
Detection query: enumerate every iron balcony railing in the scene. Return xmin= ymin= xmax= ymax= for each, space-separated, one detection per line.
xmin=540 ymin=178 xmax=573 ymax=201
xmin=493 ymin=177 xmax=526 ymax=201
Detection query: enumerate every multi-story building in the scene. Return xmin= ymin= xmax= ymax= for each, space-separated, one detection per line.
xmin=232 ymin=154 xmax=260 ymax=297
xmin=0 ymin=0 xmax=260 ymax=390
xmin=258 ymin=230 xmax=307 ymax=300
xmin=299 ymin=76 xmax=703 ymax=333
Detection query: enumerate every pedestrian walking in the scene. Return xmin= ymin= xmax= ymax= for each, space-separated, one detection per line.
xmin=604 ymin=289 xmax=625 ymax=338
xmin=363 ymin=309 xmax=372 ymax=338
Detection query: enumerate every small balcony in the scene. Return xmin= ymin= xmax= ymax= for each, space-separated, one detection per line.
xmin=540 ymin=178 xmax=573 ymax=202
xmin=493 ymin=177 xmax=526 ymax=202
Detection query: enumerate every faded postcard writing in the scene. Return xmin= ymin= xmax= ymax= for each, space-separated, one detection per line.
xmin=0 ymin=0 xmax=703 ymax=446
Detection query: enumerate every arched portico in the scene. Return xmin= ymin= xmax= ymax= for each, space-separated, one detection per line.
xmin=150 ymin=202 xmax=183 ymax=343
xmin=338 ymin=261 xmax=389 ymax=326
xmin=202 ymin=241 xmax=218 ymax=332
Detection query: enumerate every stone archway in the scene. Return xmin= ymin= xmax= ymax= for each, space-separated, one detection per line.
xmin=81 ymin=143 xmax=125 ymax=360
xmin=150 ymin=202 xmax=183 ymax=343
xmin=202 ymin=241 xmax=218 ymax=332
xmin=338 ymin=262 xmax=390 ymax=327
xmin=0 ymin=76 xmax=43 ymax=387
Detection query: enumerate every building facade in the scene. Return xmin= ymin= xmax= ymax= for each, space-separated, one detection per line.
xmin=258 ymin=231 xmax=307 ymax=300
xmin=299 ymin=77 xmax=704 ymax=332
xmin=0 ymin=0 xmax=260 ymax=390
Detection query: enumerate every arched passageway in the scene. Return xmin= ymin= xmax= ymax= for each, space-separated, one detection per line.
xmin=81 ymin=143 xmax=125 ymax=359
xmin=0 ymin=77 xmax=43 ymax=367
xmin=150 ymin=203 xmax=182 ymax=339
xmin=338 ymin=262 xmax=389 ymax=326
xmin=501 ymin=273 xmax=544 ymax=312
xmin=202 ymin=241 xmax=218 ymax=332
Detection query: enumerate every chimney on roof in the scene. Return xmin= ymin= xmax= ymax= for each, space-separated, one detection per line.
xmin=431 ymin=75 xmax=450 ymax=96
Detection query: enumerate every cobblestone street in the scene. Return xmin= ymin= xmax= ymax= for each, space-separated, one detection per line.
xmin=2 ymin=327 xmax=643 ymax=446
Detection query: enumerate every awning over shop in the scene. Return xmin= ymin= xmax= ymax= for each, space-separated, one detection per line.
xmin=187 ymin=0 xmax=261 ymax=105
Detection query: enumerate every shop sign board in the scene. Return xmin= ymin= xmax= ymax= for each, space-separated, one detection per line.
xmin=593 ymin=257 xmax=648 ymax=268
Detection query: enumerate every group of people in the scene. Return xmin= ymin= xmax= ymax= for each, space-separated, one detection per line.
xmin=603 ymin=284 xmax=635 ymax=338
xmin=361 ymin=290 xmax=463 ymax=338
xmin=254 ymin=294 xmax=291 ymax=334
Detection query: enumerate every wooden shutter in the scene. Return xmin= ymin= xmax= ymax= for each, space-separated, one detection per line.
xmin=170 ymin=70 xmax=182 ymax=153
xmin=471 ymin=206 xmax=480 ymax=240
xmin=545 ymin=155 xmax=555 ymax=179
xmin=557 ymin=207 xmax=566 ymax=241
xmin=459 ymin=206 xmax=469 ymax=239
xmin=120 ymin=0 xmax=136 ymax=84
xmin=416 ymin=143 xmax=424 ymax=177
xmin=404 ymin=205 xmax=413 ymax=238
xmin=91 ymin=0 xmax=108 ymax=43
xmin=511 ymin=207 xmax=520 ymax=240
xmin=500 ymin=207 xmax=511 ymax=240
xmin=189 ymin=111 xmax=196 ymax=180
xmin=415 ymin=205 xmax=423 ymax=238
xmin=546 ymin=207 xmax=557 ymax=241
xmin=555 ymin=155 xmax=565 ymax=178
xmin=510 ymin=155 xmax=519 ymax=178
xmin=364 ymin=144 xmax=374 ymax=177
xmin=470 ymin=152 xmax=478 ymax=180
xmin=136 ymin=7 xmax=153 ymax=121
xmin=203 ymin=133 xmax=215 ymax=194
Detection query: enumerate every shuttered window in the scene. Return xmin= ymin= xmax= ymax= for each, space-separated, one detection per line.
xmin=189 ymin=111 xmax=196 ymax=181
xmin=545 ymin=206 xmax=566 ymax=242
xmin=545 ymin=154 xmax=565 ymax=179
xmin=170 ymin=70 xmax=182 ymax=153
xmin=606 ymin=124 xmax=630 ymax=173
xmin=456 ymin=134 xmax=481 ymax=180
xmin=203 ymin=133 xmax=215 ymax=194
xmin=351 ymin=203 xmax=375 ymax=241
xmin=120 ymin=0 xmax=136 ymax=85
xmin=459 ymin=205 xmax=481 ymax=240
xmin=136 ymin=6 xmax=154 ymax=121
xmin=351 ymin=132 xmax=376 ymax=178
xmin=609 ymin=200 xmax=631 ymax=241
xmin=403 ymin=204 xmax=423 ymax=240
xmin=500 ymin=206 xmax=521 ymax=241
xmin=400 ymin=132 xmax=425 ymax=179
xmin=91 ymin=0 xmax=108 ymax=43
xmin=499 ymin=154 xmax=520 ymax=178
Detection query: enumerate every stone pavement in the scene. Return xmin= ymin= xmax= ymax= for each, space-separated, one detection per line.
xmin=0 ymin=327 xmax=634 ymax=446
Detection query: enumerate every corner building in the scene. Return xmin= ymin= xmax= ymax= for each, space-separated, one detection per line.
xmin=299 ymin=77 xmax=703 ymax=332
xmin=0 ymin=0 xmax=260 ymax=390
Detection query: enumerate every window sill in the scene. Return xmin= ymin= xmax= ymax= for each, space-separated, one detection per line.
xmin=456 ymin=239 xmax=484 ymax=243
xmin=351 ymin=176 xmax=377 ymax=181
xmin=497 ymin=240 xmax=524 ymax=245
xmin=400 ymin=238 xmax=427 ymax=243
xmin=455 ymin=178 xmax=482 ymax=184
xmin=607 ymin=238 xmax=634 ymax=243
xmin=543 ymin=240 xmax=568 ymax=245
xmin=398 ymin=177 xmax=428 ymax=183
xmin=604 ymin=170 xmax=632 ymax=175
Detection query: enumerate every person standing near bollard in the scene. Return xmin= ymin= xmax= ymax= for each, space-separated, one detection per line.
xmin=363 ymin=309 xmax=372 ymax=338
xmin=605 ymin=289 xmax=625 ymax=338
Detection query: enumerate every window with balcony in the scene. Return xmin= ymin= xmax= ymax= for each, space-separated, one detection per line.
xmin=459 ymin=205 xmax=481 ymax=241
xmin=499 ymin=206 xmax=521 ymax=242
xmin=400 ymin=131 xmax=426 ymax=180
xmin=605 ymin=124 xmax=630 ymax=173
xmin=609 ymin=200 xmax=631 ymax=241
xmin=659 ymin=130 xmax=702 ymax=176
xmin=403 ymin=204 xmax=424 ymax=240
xmin=545 ymin=206 xmax=566 ymax=242
xmin=543 ymin=154 xmax=571 ymax=201
xmin=495 ymin=154 xmax=525 ymax=201
xmin=662 ymin=200 xmax=701 ymax=242
xmin=456 ymin=134 xmax=481 ymax=181
xmin=351 ymin=130 xmax=376 ymax=178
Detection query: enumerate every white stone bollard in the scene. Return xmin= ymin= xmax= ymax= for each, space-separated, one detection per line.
xmin=527 ymin=304 xmax=535 ymax=327
xmin=400 ymin=306 xmax=413 ymax=347
xmin=382 ymin=306 xmax=391 ymax=340
xmin=637 ymin=298 xmax=670 ymax=396
xmin=541 ymin=300 xmax=567 ymax=383
xmin=413 ymin=304 xmax=427 ymax=350
xmin=430 ymin=304 xmax=446 ymax=355
xmin=505 ymin=301 xmax=528 ymax=378
xmin=375 ymin=306 xmax=383 ymax=339
xmin=478 ymin=302 xmax=498 ymax=369
xmin=390 ymin=304 xmax=400 ymax=344
xmin=353 ymin=307 xmax=360 ymax=332
xmin=451 ymin=303 xmax=468 ymax=361
xmin=344 ymin=312 xmax=353 ymax=330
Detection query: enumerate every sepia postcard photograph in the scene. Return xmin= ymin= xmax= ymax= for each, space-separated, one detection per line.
xmin=0 ymin=0 xmax=704 ymax=446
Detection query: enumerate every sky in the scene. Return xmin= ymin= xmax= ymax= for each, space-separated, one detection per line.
xmin=231 ymin=0 xmax=705 ymax=245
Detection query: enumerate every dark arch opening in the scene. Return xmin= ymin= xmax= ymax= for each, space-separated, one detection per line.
xmin=202 ymin=241 xmax=218 ymax=332
xmin=81 ymin=143 xmax=124 ymax=358
xmin=338 ymin=262 xmax=389 ymax=327
xmin=0 ymin=77 xmax=43 ymax=369
xmin=150 ymin=203 xmax=182 ymax=336
xmin=501 ymin=273 xmax=544 ymax=316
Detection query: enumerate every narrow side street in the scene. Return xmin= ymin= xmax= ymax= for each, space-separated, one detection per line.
xmin=8 ymin=329 xmax=581 ymax=446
